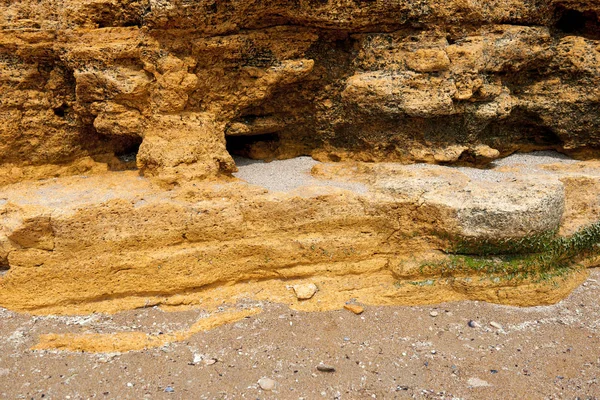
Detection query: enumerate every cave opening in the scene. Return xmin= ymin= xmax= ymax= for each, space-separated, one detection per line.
xmin=0 ymin=263 xmax=9 ymax=278
xmin=112 ymin=136 xmax=143 ymax=170
xmin=225 ymin=133 xmax=281 ymax=160
xmin=555 ymin=8 xmax=600 ymax=38
xmin=53 ymin=104 xmax=68 ymax=118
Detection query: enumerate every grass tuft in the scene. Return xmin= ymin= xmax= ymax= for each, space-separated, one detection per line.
xmin=417 ymin=220 xmax=600 ymax=285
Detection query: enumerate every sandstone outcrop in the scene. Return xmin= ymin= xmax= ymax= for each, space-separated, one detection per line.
xmin=1 ymin=2 xmax=600 ymax=315
xmin=1 ymin=1 xmax=600 ymax=184
xmin=0 ymin=152 xmax=597 ymax=314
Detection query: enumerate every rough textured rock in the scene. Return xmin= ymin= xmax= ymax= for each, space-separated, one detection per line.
xmin=1 ymin=1 xmax=600 ymax=184
xmin=0 ymin=152 xmax=596 ymax=314
xmin=1 ymin=2 xmax=600 ymax=315
xmin=293 ymin=283 xmax=318 ymax=300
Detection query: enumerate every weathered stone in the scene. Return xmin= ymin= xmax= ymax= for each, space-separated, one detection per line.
xmin=0 ymin=2 xmax=599 ymax=185
xmin=344 ymin=304 xmax=365 ymax=315
xmin=316 ymin=364 xmax=336 ymax=372
xmin=258 ymin=378 xmax=276 ymax=391
xmin=0 ymin=152 xmax=596 ymax=314
xmin=0 ymin=0 xmax=599 ymax=316
xmin=293 ymin=283 xmax=318 ymax=300
xmin=467 ymin=377 xmax=492 ymax=388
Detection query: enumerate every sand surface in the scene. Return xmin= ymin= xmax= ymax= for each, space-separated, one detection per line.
xmin=1 ymin=268 xmax=599 ymax=399
xmin=233 ymin=156 xmax=369 ymax=194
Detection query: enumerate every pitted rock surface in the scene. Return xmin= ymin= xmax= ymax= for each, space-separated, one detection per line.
xmin=1 ymin=1 xmax=600 ymax=185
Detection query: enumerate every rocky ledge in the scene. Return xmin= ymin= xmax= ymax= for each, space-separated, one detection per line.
xmin=1 ymin=1 xmax=600 ymax=185
xmin=0 ymin=152 xmax=598 ymax=314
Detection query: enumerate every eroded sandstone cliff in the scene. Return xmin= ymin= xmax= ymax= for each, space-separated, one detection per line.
xmin=1 ymin=2 xmax=600 ymax=317
xmin=1 ymin=0 xmax=600 ymax=185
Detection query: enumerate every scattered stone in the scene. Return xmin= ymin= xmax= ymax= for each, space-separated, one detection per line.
xmin=258 ymin=377 xmax=276 ymax=391
xmin=126 ymin=382 xmax=134 ymax=388
xmin=468 ymin=320 xmax=481 ymax=328
xmin=164 ymin=386 xmax=175 ymax=393
xmin=293 ymin=283 xmax=318 ymax=300
xmin=431 ymin=350 xmax=437 ymax=354
xmin=429 ymin=311 xmax=439 ymax=317
xmin=344 ymin=304 xmax=364 ymax=315
xmin=204 ymin=358 xmax=217 ymax=366
xmin=490 ymin=369 xmax=498 ymax=374
xmin=467 ymin=377 xmax=491 ymax=388
xmin=317 ymin=364 xmax=336 ymax=372
xmin=490 ymin=321 xmax=503 ymax=330
xmin=192 ymin=353 xmax=203 ymax=365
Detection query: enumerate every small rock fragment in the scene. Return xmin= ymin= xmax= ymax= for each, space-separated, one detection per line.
xmin=429 ymin=311 xmax=439 ymax=317
xmin=258 ymin=377 xmax=276 ymax=391
xmin=468 ymin=320 xmax=481 ymax=328
xmin=192 ymin=353 xmax=203 ymax=365
xmin=344 ymin=304 xmax=364 ymax=315
xmin=317 ymin=364 xmax=336 ymax=372
xmin=490 ymin=321 xmax=503 ymax=330
xmin=204 ymin=358 xmax=217 ymax=366
xmin=164 ymin=386 xmax=175 ymax=393
xmin=293 ymin=283 xmax=318 ymax=300
xmin=467 ymin=377 xmax=491 ymax=388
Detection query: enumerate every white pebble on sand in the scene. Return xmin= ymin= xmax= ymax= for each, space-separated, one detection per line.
xmin=258 ymin=377 xmax=276 ymax=391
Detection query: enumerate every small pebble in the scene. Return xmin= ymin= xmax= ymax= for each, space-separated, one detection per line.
xmin=344 ymin=304 xmax=364 ymax=315
xmin=192 ymin=353 xmax=203 ymax=364
xmin=467 ymin=377 xmax=491 ymax=388
xmin=164 ymin=386 xmax=175 ymax=393
xmin=204 ymin=358 xmax=217 ymax=366
xmin=126 ymin=382 xmax=134 ymax=388
xmin=293 ymin=283 xmax=318 ymax=300
xmin=429 ymin=311 xmax=439 ymax=317
xmin=258 ymin=377 xmax=276 ymax=391
xmin=490 ymin=321 xmax=503 ymax=330
xmin=431 ymin=350 xmax=437 ymax=354
xmin=317 ymin=364 xmax=336 ymax=372
xmin=468 ymin=320 xmax=481 ymax=328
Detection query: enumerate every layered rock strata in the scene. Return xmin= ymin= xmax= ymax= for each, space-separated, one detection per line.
xmin=0 ymin=152 xmax=597 ymax=314
xmin=1 ymin=1 xmax=600 ymax=184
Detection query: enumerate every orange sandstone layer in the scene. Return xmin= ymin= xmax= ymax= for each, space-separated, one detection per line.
xmin=0 ymin=153 xmax=598 ymax=316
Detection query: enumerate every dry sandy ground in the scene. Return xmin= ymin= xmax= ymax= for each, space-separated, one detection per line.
xmin=0 ymin=270 xmax=599 ymax=399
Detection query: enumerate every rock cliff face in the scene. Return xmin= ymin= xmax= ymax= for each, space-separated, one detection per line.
xmin=1 ymin=2 xmax=600 ymax=316
xmin=1 ymin=0 xmax=600 ymax=184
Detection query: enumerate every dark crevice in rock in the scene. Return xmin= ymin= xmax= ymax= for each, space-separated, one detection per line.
xmin=226 ymin=133 xmax=281 ymax=160
xmin=554 ymin=7 xmax=600 ymax=39
xmin=0 ymin=258 xmax=9 ymax=277
xmin=113 ymin=136 xmax=142 ymax=170
xmin=82 ymin=124 xmax=143 ymax=171
xmin=484 ymin=110 xmax=564 ymax=152
xmin=52 ymin=103 xmax=68 ymax=118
